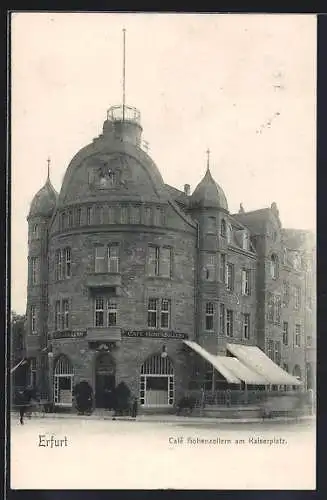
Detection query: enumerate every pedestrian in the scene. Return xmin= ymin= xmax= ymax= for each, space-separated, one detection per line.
xmin=131 ymin=396 xmax=138 ymax=418
xmin=16 ymin=386 xmax=39 ymax=424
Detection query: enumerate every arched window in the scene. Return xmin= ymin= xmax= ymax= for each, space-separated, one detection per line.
xmin=140 ymin=354 xmax=174 ymax=407
xmin=54 ymin=355 xmax=74 ymax=407
xmin=220 ymin=219 xmax=226 ymax=238
xmin=270 ymin=254 xmax=279 ymax=279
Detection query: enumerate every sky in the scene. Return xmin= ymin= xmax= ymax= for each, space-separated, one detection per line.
xmin=11 ymin=13 xmax=317 ymax=314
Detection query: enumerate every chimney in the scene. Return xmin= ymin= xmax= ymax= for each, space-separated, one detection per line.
xmin=184 ymin=184 xmax=190 ymax=196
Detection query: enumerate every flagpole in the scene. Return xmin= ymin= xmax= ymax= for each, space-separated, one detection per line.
xmin=122 ymin=28 xmax=126 ymax=122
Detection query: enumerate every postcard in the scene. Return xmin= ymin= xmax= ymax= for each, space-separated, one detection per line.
xmin=10 ymin=12 xmax=316 ymax=490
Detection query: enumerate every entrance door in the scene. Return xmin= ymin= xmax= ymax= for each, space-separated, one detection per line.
xmin=140 ymin=354 xmax=174 ymax=408
xmin=95 ymin=353 xmax=116 ymax=409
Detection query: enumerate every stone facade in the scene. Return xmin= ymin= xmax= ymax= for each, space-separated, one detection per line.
xmin=24 ymin=104 xmax=316 ymax=410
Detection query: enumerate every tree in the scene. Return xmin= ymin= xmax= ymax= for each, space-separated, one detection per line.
xmin=10 ymin=311 xmax=27 ymax=390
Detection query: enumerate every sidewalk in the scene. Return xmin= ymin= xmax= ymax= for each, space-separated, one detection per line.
xmin=11 ymin=410 xmax=315 ymax=425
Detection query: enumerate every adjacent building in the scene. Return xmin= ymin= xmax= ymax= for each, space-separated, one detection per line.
xmin=24 ymin=104 xmax=316 ymax=410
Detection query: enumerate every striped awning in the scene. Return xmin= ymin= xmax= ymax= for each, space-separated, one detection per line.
xmin=183 ymin=340 xmax=241 ymax=384
xmin=226 ymin=343 xmax=303 ymax=386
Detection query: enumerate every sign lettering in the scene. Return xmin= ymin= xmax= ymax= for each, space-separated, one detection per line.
xmin=122 ymin=330 xmax=188 ymax=339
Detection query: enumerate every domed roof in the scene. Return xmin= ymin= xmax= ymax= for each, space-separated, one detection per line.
xmin=190 ymin=168 xmax=228 ymax=211
xmin=29 ymin=178 xmax=58 ymax=218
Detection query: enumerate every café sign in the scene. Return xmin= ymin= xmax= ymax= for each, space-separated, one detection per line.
xmin=122 ymin=330 xmax=188 ymax=340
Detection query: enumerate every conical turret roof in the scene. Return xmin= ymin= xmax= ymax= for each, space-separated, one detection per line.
xmin=28 ymin=178 xmax=58 ymax=218
xmin=190 ymin=167 xmax=228 ymax=211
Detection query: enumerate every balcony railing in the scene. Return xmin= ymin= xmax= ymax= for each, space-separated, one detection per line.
xmin=106 ymin=105 xmax=141 ymax=124
xmin=85 ymin=273 xmax=122 ymax=289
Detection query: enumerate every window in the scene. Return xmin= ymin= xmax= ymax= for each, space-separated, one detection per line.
xmin=55 ymin=248 xmax=71 ymax=280
xmin=148 ymin=246 xmax=159 ymax=276
xmin=32 ymin=224 xmax=39 ymax=239
xmin=108 ymin=244 xmax=119 ymax=272
xmin=295 ymin=324 xmax=301 ymax=347
xmin=31 ymin=257 xmax=39 ymax=285
xmin=274 ymin=341 xmax=281 ymax=365
xmin=283 ymin=363 xmax=289 ymax=373
xmin=294 ymin=286 xmax=301 ymax=310
xmin=219 ymin=304 xmax=225 ymax=335
xmin=161 ymin=248 xmax=172 ymax=278
xmin=107 ymin=300 xmax=117 ymax=326
xmin=226 ymin=263 xmax=234 ymax=291
xmin=130 ymin=206 xmax=141 ymax=224
xmin=220 ymin=254 xmax=226 ymax=283
xmin=160 ymin=208 xmax=166 ymax=226
xmin=108 ymin=207 xmax=115 ymax=224
xmin=220 ymin=219 xmax=226 ymax=237
xmin=144 ymin=207 xmax=152 ymax=225
xmin=241 ymin=269 xmax=251 ymax=295
xmin=55 ymin=301 xmax=61 ymax=330
xmin=226 ymin=223 xmax=232 ymax=244
xmin=29 ymin=358 xmax=37 ymax=388
xmin=67 ymin=210 xmax=73 ymax=227
xmin=243 ymin=231 xmax=250 ymax=251
xmin=87 ymin=207 xmax=92 ymax=225
xmin=275 ymin=296 xmax=281 ymax=326
xmin=205 ymin=253 xmax=216 ymax=281
xmin=205 ymin=302 xmax=214 ymax=331
xmin=160 ymin=299 xmax=171 ymax=328
xmin=242 ymin=313 xmax=250 ymax=339
xmin=95 ymin=246 xmax=106 ymax=273
xmin=62 ymin=299 xmax=70 ymax=329
xmin=95 ymin=297 xmax=105 ymax=327
xmin=226 ymin=309 xmax=233 ymax=337
xmin=267 ymin=339 xmax=274 ymax=360
xmin=64 ymin=248 xmax=71 ymax=278
xmin=283 ymin=248 xmax=288 ymax=265
xmin=270 ymin=254 xmax=278 ymax=279
xmin=147 ymin=246 xmax=171 ymax=277
xmin=30 ymin=306 xmax=37 ymax=334
xmin=94 ymin=205 xmax=103 ymax=225
xmin=283 ymin=322 xmax=289 ymax=346
xmin=147 ymin=299 xmax=158 ymax=328
xmin=75 ymin=207 xmax=82 ymax=226
xmin=207 ymin=216 xmax=216 ymax=234
xmin=306 ymin=335 xmax=312 ymax=347
xmin=61 ymin=212 xmax=68 ymax=230
xmin=267 ymin=293 xmax=274 ymax=322
xmin=154 ymin=207 xmax=161 ymax=226
xmin=121 ymin=206 xmax=128 ymax=224
xmin=282 ymin=281 xmax=290 ymax=307
xmin=55 ymin=250 xmax=62 ymax=281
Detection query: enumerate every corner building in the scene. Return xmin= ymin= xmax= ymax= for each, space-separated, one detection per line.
xmin=25 ymin=104 xmax=316 ymax=410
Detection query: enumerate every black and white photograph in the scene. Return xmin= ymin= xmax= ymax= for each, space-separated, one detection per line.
xmin=10 ymin=12 xmax=316 ymax=490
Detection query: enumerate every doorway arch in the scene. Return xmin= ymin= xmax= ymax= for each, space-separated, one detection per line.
xmin=140 ymin=354 xmax=174 ymax=407
xmin=95 ymin=352 xmax=116 ymax=409
xmin=54 ymin=355 xmax=74 ymax=407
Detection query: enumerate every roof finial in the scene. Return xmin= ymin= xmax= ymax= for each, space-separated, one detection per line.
xmin=122 ymin=28 xmax=126 ymax=122
xmin=206 ymin=148 xmax=210 ymax=171
xmin=47 ymin=157 xmax=51 ymax=181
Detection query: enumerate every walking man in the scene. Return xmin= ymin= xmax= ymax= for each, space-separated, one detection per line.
xmin=131 ymin=396 xmax=138 ymax=418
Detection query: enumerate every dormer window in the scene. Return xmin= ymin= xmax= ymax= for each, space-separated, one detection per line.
xmin=226 ymin=223 xmax=232 ymax=244
xmin=242 ymin=231 xmax=250 ymax=251
xmin=220 ymin=219 xmax=226 ymax=238
xmin=270 ymin=254 xmax=279 ymax=280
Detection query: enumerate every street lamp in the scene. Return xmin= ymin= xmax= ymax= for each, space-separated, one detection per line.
xmin=161 ymin=345 xmax=168 ymax=359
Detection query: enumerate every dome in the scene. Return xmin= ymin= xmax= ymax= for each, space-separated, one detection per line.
xmin=56 ymin=106 xmax=170 ymax=207
xmin=190 ymin=168 xmax=228 ymax=211
xmin=28 ymin=178 xmax=58 ymax=218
